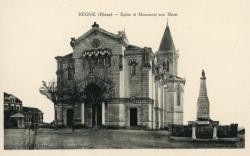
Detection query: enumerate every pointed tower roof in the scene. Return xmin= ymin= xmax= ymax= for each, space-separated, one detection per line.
xmin=158 ymin=22 xmax=176 ymax=51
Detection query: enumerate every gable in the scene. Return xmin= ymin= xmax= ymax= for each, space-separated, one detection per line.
xmin=73 ymin=25 xmax=129 ymax=58
xmin=76 ymin=27 xmax=128 ymax=45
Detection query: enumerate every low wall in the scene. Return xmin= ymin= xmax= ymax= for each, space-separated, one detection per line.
xmin=169 ymin=124 xmax=192 ymax=137
xmin=217 ymin=124 xmax=238 ymax=138
xmin=170 ymin=124 xmax=238 ymax=141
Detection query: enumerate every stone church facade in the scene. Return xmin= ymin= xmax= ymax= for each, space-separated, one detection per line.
xmin=55 ymin=22 xmax=185 ymax=129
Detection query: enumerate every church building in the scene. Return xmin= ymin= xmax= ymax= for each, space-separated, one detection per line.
xmin=55 ymin=22 xmax=185 ymax=129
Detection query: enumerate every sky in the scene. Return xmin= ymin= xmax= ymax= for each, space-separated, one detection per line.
xmin=0 ymin=0 xmax=250 ymax=128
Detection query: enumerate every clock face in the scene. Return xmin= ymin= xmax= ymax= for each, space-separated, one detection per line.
xmin=92 ymin=39 xmax=100 ymax=48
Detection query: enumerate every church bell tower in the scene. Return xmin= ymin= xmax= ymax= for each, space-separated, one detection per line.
xmin=156 ymin=22 xmax=179 ymax=76
xmin=155 ymin=22 xmax=185 ymax=126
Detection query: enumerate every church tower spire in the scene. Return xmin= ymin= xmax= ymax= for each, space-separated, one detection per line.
xmin=158 ymin=23 xmax=176 ymax=51
xmin=156 ymin=22 xmax=179 ymax=76
xmin=197 ymin=69 xmax=210 ymax=121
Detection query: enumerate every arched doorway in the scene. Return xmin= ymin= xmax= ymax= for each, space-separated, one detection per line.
xmin=84 ymin=83 xmax=103 ymax=128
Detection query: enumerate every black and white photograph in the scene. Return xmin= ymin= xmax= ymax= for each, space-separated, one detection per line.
xmin=0 ymin=0 xmax=249 ymax=154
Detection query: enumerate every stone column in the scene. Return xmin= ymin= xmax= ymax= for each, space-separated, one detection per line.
xmin=102 ymin=102 xmax=105 ymax=125
xmin=81 ymin=102 xmax=85 ymax=125
xmin=192 ymin=124 xmax=196 ymax=140
xmin=21 ymin=119 xmax=24 ymax=128
xmin=212 ymin=126 xmax=218 ymax=140
xmin=17 ymin=119 xmax=20 ymax=128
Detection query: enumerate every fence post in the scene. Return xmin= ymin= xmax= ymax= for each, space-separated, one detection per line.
xmin=192 ymin=124 xmax=196 ymax=140
xmin=212 ymin=126 xmax=218 ymax=140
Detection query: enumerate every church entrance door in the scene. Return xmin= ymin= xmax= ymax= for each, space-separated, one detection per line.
xmin=130 ymin=108 xmax=137 ymax=127
xmin=67 ymin=109 xmax=73 ymax=127
xmin=84 ymin=83 xmax=103 ymax=128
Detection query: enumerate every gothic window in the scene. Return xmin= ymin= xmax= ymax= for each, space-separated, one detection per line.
xmin=166 ymin=61 xmax=170 ymax=72
xmin=129 ymin=59 xmax=138 ymax=76
xmin=82 ymin=48 xmax=112 ymax=69
xmin=176 ymin=84 xmax=182 ymax=106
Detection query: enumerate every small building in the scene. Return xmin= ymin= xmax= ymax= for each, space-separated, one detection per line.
xmin=4 ymin=92 xmax=25 ymax=128
xmin=23 ymin=107 xmax=43 ymax=127
xmin=4 ymin=92 xmax=44 ymax=129
xmin=9 ymin=113 xmax=25 ymax=128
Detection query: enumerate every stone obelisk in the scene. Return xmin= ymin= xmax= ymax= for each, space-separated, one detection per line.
xmin=188 ymin=69 xmax=219 ymax=140
xmin=197 ymin=69 xmax=210 ymax=121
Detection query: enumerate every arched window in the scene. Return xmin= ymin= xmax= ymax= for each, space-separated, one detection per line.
xmin=176 ymin=84 xmax=182 ymax=106
xmin=129 ymin=59 xmax=138 ymax=76
xmin=166 ymin=61 xmax=170 ymax=72
xmin=162 ymin=62 xmax=166 ymax=70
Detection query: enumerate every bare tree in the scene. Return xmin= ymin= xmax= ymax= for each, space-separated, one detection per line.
xmin=57 ymin=78 xmax=68 ymax=128
xmin=64 ymin=79 xmax=84 ymax=132
xmin=39 ymin=80 xmax=59 ymax=130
